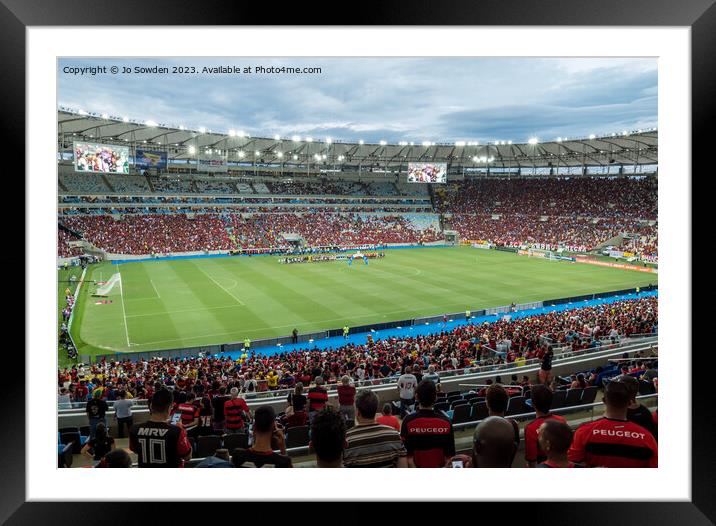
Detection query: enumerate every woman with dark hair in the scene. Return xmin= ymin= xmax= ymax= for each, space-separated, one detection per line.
xmin=538 ymin=348 xmax=553 ymax=385
xmin=286 ymin=382 xmax=306 ymax=414
xmin=81 ymin=422 xmax=115 ymax=461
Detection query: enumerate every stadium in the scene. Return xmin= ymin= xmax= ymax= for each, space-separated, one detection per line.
xmin=57 ymin=59 xmax=658 ymax=470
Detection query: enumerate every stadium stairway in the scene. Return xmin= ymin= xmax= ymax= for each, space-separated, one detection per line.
xmin=145 ymin=175 xmax=155 ymax=192
xmin=594 ymin=234 xmax=624 ymax=251
xmin=58 ymin=179 xmax=68 ymax=192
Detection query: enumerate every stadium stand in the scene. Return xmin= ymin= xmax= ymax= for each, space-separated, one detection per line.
xmin=58 ymin=175 xmax=658 ymax=260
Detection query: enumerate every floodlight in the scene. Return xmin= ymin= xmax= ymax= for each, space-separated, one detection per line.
xmin=188 ymin=146 xmax=196 ymax=154
xmin=528 ymin=138 xmax=539 ymax=145
xmin=455 ymin=141 xmax=466 ymax=147
xmin=145 ymin=120 xmax=158 ymax=127
xmin=422 ymin=141 xmax=431 ymax=147
xmin=123 ymin=116 xmax=130 ymax=123
xmin=276 ymin=151 xmax=283 ymax=158
xmin=292 ymin=154 xmax=298 ymax=160
xmin=78 ymin=109 xmax=88 ymax=115
xmin=359 ymin=139 xmax=364 ymax=145
xmin=556 ymin=137 xmax=562 ymax=143
xmin=589 ymin=134 xmax=596 ymax=139
xmin=238 ymin=151 xmax=245 ymax=158
xmin=255 ymin=150 xmax=261 ymax=156
xmin=507 ymin=140 xmax=512 ymax=145
xmin=199 ymin=127 xmax=206 ymax=134
xmin=101 ymin=113 xmax=109 ymax=119
xmin=379 ymin=140 xmax=387 ymax=146
xmin=326 ymin=137 xmax=332 ymax=144
xmin=306 ymin=137 xmax=313 ymax=143
xmin=338 ymin=155 xmax=344 ymax=161
xmin=292 ymin=135 xmax=301 ymax=142
xmin=228 ymin=130 xmax=236 ymax=137
xmin=322 ymin=154 xmax=327 ymax=160
xmin=238 ymin=131 xmax=246 ymax=137
xmin=274 ymin=134 xmax=281 ymax=140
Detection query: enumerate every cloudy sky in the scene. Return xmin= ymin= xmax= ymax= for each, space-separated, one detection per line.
xmin=58 ymin=57 xmax=657 ymax=143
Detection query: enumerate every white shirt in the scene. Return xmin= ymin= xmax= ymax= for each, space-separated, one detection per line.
xmin=398 ymin=374 xmax=418 ymax=400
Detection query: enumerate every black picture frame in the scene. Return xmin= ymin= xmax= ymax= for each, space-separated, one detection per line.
xmin=6 ymin=0 xmax=711 ymax=522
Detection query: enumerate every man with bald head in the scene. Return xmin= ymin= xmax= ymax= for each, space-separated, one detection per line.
xmin=471 ymin=416 xmax=519 ymax=468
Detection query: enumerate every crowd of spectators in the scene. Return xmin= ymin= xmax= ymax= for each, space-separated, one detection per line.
xmin=68 ymin=355 xmax=657 ymax=468
xmin=61 ymin=212 xmax=440 ymax=254
xmin=57 ymin=296 xmax=657 ymax=402
xmin=437 ymin=177 xmax=657 ymax=220
xmin=58 ymin=175 xmax=657 ymax=259
xmin=58 ymin=229 xmax=82 ymax=257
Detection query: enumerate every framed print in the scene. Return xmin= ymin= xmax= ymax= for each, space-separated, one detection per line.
xmin=6 ymin=0 xmax=712 ymax=522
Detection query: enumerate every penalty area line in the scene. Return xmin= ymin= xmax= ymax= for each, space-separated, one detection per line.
xmin=118 ymin=271 xmax=132 ymax=347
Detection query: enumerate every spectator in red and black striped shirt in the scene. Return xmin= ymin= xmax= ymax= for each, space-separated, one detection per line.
xmin=568 ymin=380 xmax=657 ymax=468
xmin=224 ymin=387 xmax=250 ymax=433
xmin=307 ymin=376 xmax=329 ymax=423
xmin=400 ymin=380 xmax=455 ymax=468
xmin=177 ymin=392 xmax=200 ymax=432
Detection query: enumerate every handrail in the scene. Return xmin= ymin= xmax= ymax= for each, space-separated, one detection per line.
xmin=59 ymin=337 xmax=657 ymax=415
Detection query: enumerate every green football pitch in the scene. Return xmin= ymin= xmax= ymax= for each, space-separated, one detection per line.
xmin=63 ymin=246 xmax=657 ymax=364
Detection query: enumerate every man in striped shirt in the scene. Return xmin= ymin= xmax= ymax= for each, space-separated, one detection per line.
xmin=343 ymin=389 xmax=408 ymax=468
xmin=224 ymin=387 xmax=250 ymax=433
xmin=307 ymin=376 xmax=329 ymax=424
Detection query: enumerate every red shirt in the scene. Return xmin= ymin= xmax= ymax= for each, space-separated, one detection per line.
xmin=524 ymin=413 xmax=567 ymax=464
xmin=177 ymin=402 xmax=200 ymax=428
xmin=337 ymin=385 xmax=356 ymax=406
xmin=568 ymin=417 xmax=657 ymax=468
xmin=376 ymin=415 xmax=401 ymax=432
xmin=224 ymin=398 xmax=250 ymax=430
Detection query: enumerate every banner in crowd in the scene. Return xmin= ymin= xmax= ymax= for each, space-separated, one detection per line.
xmin=135 ymin=149 xmax=168 ymax=170
xmin=73 ymin=141 xmax=129 ymax=174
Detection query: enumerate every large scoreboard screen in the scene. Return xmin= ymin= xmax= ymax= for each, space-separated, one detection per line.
xmin=73 ymin=141 xmax=129 ymax=174
xmin=407 ymin=162 xmax=447 ymax=183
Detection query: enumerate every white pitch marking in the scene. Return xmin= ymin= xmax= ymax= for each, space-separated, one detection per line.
xmin=195 ymin=266 xmax=246 ymax=306
xmin=149 ymin=278 xmax=161 ymax=299
xmin=118 ymin=270 xmax=132 ymax=347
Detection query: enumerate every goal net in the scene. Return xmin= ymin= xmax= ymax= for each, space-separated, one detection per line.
xmin=94 ymin=273 xmax=121 ymax=296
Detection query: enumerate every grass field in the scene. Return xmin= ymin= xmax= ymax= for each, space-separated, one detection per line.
xmin=65 ymin=246 xmax=657 ymax=364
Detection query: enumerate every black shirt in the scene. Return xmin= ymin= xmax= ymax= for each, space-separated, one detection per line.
xmin=627 ymin=404 xmax=657 ymax=439
xmin=232 ymin=448 xmax=292 ymax=468
xmin=87 ymin=437 xmax=114 ymax=460
xmin=129 ymin=420 xmax=192 ymax=468
xmin=211 ymin=395 xmax=229 ymax=423
xmin=86 ymin=398 xmax=108 ymax=419
xmin=287 ymin=393 xmax=307 ymax=412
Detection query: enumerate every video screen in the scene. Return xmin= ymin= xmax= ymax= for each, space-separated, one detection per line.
xmin=407 ymin=162 xmax=447 ymax=183
xmin=73 ymin=142 xmax=129 ymax=174
xmin=135 ymin=149 xmax=168 ymax=170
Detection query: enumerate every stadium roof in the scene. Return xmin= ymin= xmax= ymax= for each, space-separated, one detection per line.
xmin=58 ymin=109 xmax=657 ymax=169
